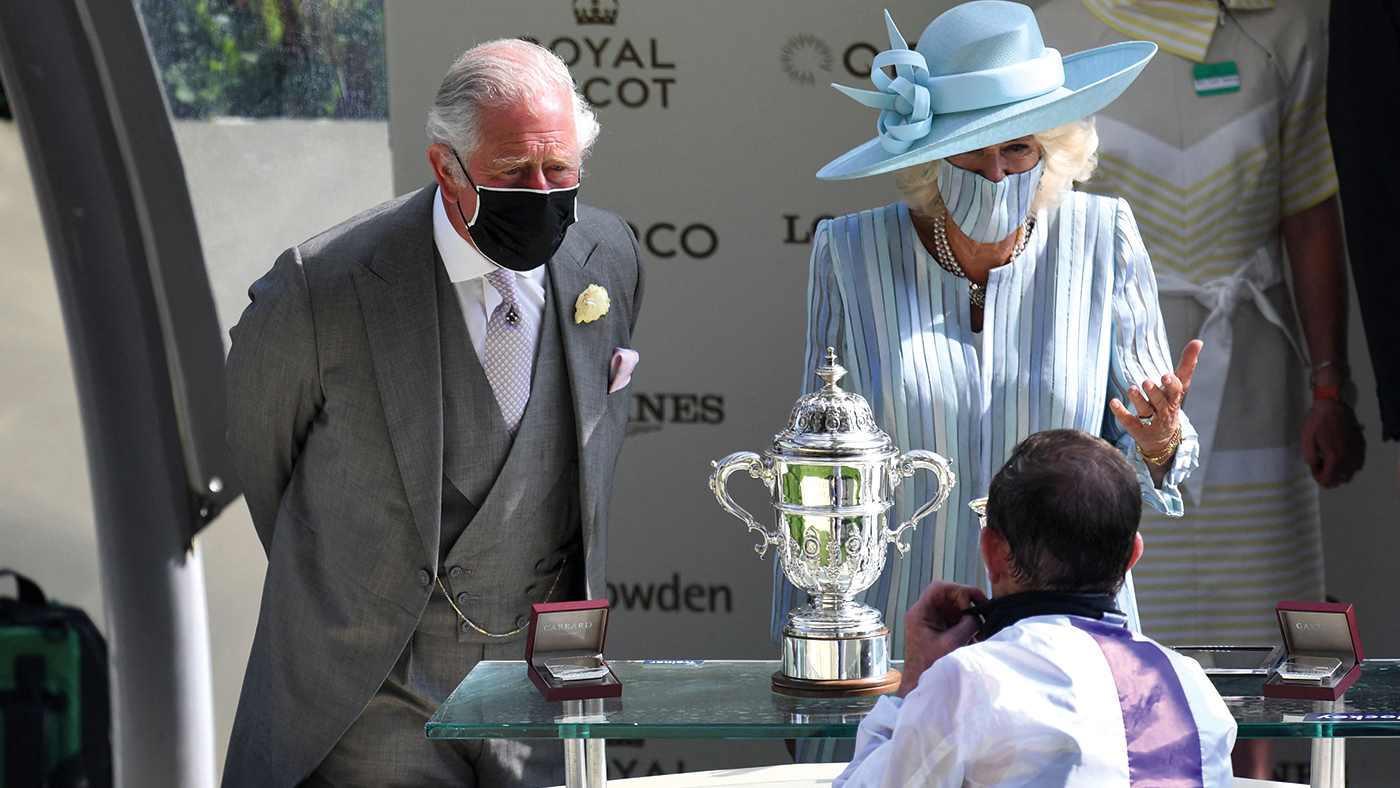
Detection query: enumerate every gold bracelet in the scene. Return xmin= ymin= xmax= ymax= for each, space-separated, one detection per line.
xmin=1136 ymin=425 xmax=1182 ymax=467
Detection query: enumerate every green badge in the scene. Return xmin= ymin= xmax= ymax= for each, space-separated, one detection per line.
xmin=1193 ymin=61 xmax=1241 ymax=96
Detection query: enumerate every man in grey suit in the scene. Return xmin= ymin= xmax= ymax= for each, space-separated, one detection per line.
xmin=222 ymin=39 xmax=643 ymax=788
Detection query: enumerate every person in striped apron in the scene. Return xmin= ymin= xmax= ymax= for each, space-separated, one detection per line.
xmin=1036 ymin=0 xmax=1366 ymax=647
xmin=1034 ymin=0 xmax=1367 ymax=776
xmin=782 ymin=1 xmax=1205 ymax=762
xmin=834 ymin=429 xmax=1236 ymax=788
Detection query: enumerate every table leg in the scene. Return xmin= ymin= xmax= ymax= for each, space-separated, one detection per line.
xmin=562 ymin=700 xmax=607 ymax=788
xmin=1310 ymin=738 xmax=1345 ymax=788
xmin=564 ymin=738 xmax=606 ymax=788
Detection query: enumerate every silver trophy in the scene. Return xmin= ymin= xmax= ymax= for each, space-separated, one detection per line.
xmin=710 ymin=349 xmax=954 ymax=696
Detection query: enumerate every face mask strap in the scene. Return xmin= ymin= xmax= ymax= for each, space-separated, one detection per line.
xmin=447 ymin=147 xmax=483 ymax=228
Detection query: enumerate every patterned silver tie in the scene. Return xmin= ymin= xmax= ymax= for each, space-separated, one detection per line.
xmin=483 ymin=268 xmax=531 ymax=434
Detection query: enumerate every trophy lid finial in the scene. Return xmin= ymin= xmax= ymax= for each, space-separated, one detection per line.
xmin=816 ymin=347 xmax=847 ymax=391
xmin=776 ymin=347 xmax=892 ymax=457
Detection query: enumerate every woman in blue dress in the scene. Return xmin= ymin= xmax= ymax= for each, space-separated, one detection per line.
xmin=775 ymin=1 xmax=1204 ymax=661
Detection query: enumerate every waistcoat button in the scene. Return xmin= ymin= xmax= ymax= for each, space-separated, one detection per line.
xmin=461 ymin=622 xmax=471 ymax=634
xmin=449 ymin=566 xmax=463 ymax=579
xmin=516 ymin=614 xmax=530 ymax=629
xmin=457 ymin=593 xmax=471 ymax=606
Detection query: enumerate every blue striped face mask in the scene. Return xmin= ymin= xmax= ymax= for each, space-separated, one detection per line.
xmin=936 ymin=157 xmax=1045 ymax=244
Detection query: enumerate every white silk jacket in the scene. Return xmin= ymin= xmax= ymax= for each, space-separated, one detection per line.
xmin=835 ymin=614 xmax=1237 ymax=788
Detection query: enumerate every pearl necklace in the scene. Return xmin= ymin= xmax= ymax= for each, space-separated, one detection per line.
xmin=931 ymin=210 xmax=1034 ymax=308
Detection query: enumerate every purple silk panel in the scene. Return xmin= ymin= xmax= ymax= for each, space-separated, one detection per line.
xmin=1069 ymin=618 xmax=1205 ymax=788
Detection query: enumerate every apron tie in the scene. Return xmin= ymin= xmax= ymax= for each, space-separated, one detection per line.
xmin=1154 ymin=248 xmax=1306 ymax=503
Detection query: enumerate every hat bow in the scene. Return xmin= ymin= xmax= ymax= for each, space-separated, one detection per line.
xmin=834 ymin=5 xmax=1068 ymax=155
xmin=834 ymin=12 xmax=935 ymax=154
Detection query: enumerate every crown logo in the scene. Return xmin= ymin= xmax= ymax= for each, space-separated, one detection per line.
xmin=781 ymin=34 xmax=834 ymax=86
xmin=573 ymin=0 xmax=619 ymax=25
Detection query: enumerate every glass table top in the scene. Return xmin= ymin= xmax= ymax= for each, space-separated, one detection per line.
xmin=426 ymin=659 xmax=1400 ymax=740
xmin=1214 ymin=660 xmax=1400 ymax=737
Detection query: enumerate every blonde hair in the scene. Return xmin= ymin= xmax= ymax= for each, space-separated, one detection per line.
xmin=895 ymin=118 xmax=1099 ymax=218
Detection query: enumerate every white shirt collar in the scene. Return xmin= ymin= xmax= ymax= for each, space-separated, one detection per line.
xmin=432 ymin=186 xmax=546 ymax=287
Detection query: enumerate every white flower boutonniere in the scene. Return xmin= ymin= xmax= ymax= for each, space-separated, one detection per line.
xmin=574 ymin=284 xmax=610 ymax=324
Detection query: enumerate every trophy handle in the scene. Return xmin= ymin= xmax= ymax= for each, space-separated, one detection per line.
xmin=709 ymin=452 xmax=781 ymax=558
xmin=884 ymin=450 xmax=956 ymax=556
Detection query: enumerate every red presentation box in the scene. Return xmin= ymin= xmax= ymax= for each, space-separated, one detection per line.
xmin=1263 ymin=601 xmax=1364 ymax=701
xmin=525 ymin=599 xmax=622 ymax=702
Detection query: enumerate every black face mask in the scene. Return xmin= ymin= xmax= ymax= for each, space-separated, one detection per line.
xmin=451 ymin=149 xmax=578 ymax=272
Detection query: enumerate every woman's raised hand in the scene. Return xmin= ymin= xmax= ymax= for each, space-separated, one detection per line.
xmin=1110 ymin=339 xmax=1204 ymax=456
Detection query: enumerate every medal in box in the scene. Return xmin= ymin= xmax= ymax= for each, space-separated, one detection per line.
xmin=525 ymin=599 xmax=622 ymax=701
xmin=1263 ymin=600 xmax=1364 ymax=701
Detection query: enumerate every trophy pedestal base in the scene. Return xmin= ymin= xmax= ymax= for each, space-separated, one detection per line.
xmin=781 ymin=625 xmax=891 ymax=681
xmin=771 ymin=669 xmax=901 ymax=698
xmin=776 ymin=626 xmax=899 ymax=696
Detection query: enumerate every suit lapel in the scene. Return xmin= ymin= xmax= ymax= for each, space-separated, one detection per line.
xmin=549 ymin=247 xmax=608 ymax=460
xmin=547 ymin=240 xmax=616 ymax=598
xmin=352 ymin=187 xmax=442 ymax=566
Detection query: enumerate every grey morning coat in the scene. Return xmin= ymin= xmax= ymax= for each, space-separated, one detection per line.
xmin=221 ymin=185 xmax=644 ymax=787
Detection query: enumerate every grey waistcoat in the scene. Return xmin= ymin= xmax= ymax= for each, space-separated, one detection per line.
xmin=431 ymin=258 xmax=582 ymax=644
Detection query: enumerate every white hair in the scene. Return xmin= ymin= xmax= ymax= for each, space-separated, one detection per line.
xmin=426 ymin=39 xmax=601 ymax=185
xmin=895 ymin=118 xmax=1100 ymax=218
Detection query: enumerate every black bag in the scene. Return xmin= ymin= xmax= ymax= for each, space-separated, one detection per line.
xmin=0 ymin=570 xmax=110 ymax=788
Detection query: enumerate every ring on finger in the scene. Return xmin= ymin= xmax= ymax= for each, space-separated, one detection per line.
xmin=1138 ymin=413 xmax=1154 ymax=427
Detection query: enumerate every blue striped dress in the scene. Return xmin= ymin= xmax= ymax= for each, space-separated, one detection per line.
xmin=775 ymin=191 xmax=1199 ymax=657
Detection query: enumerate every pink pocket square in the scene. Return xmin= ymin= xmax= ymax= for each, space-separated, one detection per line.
xmin=609 ymin=348 xmax=639 ymax=394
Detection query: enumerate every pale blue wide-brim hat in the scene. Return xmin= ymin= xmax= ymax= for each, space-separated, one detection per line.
xmin=817 ymin=1 xmax=1156 ymax=180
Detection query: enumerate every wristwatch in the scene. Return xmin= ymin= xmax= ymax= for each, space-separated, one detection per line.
xmin=1312 ymin=380 xmax=1358 ymax=409
xmin=1310 ymin=360 xmax=1358 ymax=409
